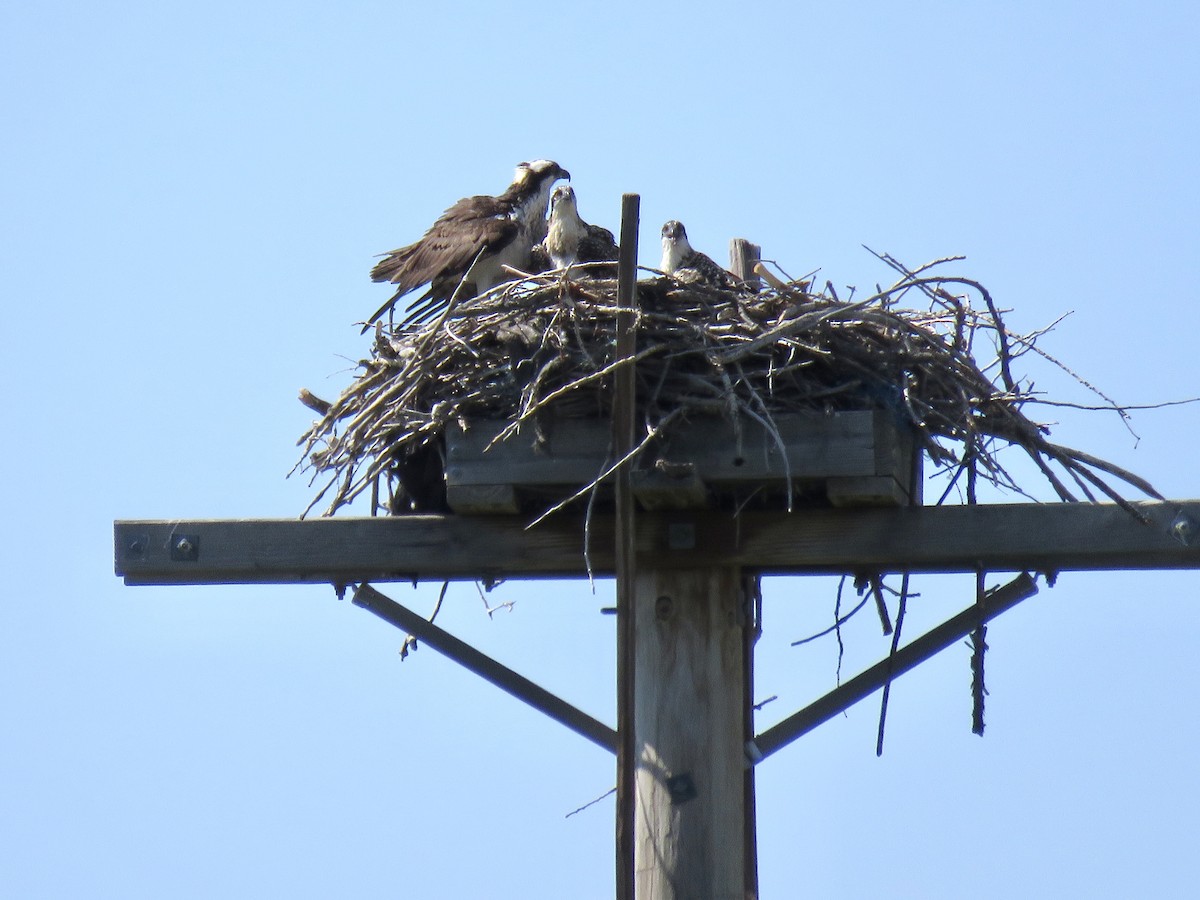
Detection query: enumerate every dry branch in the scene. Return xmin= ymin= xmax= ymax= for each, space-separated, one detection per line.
xmin=295 ymin=257 xmax=1160 ymax=517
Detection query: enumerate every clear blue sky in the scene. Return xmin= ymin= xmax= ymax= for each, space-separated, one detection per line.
xmin=3 ymin=1 xmax=1199 ymax=896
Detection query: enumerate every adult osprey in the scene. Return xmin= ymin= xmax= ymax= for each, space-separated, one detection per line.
xmin=660 ymin=219 xmax=740 ymax=290
xmin=532 ymin=185 xmax=619 ymax=275
xmin=365 ymin=159 xmax=570 ymax=330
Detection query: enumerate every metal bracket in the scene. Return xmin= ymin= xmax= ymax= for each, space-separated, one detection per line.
xmin=666 ymin=772 xmax=698 ymax=804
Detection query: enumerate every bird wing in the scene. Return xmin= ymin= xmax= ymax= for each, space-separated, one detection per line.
xmin=681 ymin=250 xmax=740 ymax=290
xmin=365 ymin=196 xmax=521 ymax=329
xmin=529 ymin=241 xmax=552 ymax=273
xmin=579 ymin=223 xmax=619 ymax=263
xmin=370 ymin=195 xmax=518 ymax=296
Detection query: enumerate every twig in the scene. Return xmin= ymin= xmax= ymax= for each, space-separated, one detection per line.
xmin=876 ymin=573 xmax=910 ymax=756
xmin=400 ymin=580 xmax=449 ymax=660
xmin=565 ymin=787 xmax=616 ymax=819
xmin=297 ymin=253 xmax=1164 ymax=521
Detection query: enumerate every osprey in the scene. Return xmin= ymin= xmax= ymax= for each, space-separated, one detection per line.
xmin=660 ymin=219 xmax=740 ymax=290
xmin=365 ymin=159 xmax=570 ymax=330
xmin=532 ymin=185 xmax=619 ymax=275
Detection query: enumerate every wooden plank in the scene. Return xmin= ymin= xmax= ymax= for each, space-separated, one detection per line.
xmin=445 ymin=411 xmax=908 ymax=501
xmin=633 ymin=566 xmax=745 ymax=897
xmin=826 ymin=409 xmax=922 ymax=507
xmin=444 ymin=409 xmax=921 ymax=512
xmin=443 ymin=483 xmax=520 ymax=514
xmin=654 ymin=411 xmax=878 ymax=483
xmin=114 ymin=500 xmax=1200 ymax=584
xmin=629 ymin=467 xmax=709 ymax=510
xmin=445 ymin=419 xmax=612 ymax=487
xmin=826 ymin=475 xmax=909 ymax=507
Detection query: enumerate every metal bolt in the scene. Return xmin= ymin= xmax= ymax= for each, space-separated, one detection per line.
xmin=1171 ymin=512 xmax=1197 ymax=546
xmin=667 ymin=521 xmax=696 ymax=550
xmin=169 ymin=534 xmax=200 ymax=561
xmin=655 ymin=595 xmax=673 ymax=621
xmin=666 ymin=772 xmax=698 ymax=804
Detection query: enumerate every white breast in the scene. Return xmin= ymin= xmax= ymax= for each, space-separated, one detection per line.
xmin=547 ymin=214 xmax=587 ymax=268
xmin=661 ymin=237 xmax=689 ymax=273
xmin=476 ymin=219 xmax=535 ymax=291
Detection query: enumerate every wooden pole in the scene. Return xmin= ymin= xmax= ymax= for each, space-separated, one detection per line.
xmin=731 ymin=237 xmax=763 ymax=899
xmin=615 ymin=193 xmax=641 ymax=900
xmin=729 ymin=238 xmax=762 ymax=291
xmin=742 ymin=574 xmax=760 ymax=899
xmin=634 ymin=566 xmax=746 ymax=898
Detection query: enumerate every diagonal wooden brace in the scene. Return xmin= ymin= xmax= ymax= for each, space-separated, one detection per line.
xmin=353 ymin=584 xmax=617 ymax=754
xmin=751 ymin=571 xmax=1039 ymax=761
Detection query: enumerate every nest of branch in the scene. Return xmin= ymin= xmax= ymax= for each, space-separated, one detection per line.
xmin=295 ymin=254 xmax=1161 ymax=518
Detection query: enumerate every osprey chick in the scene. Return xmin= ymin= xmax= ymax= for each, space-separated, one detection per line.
xmin=659 ymin=219 xmax=740 ymax=290
xmin=533 ymin=185 xmax=619 ymax=275
xmin=365 ymin=159 xmax=570 ymax=330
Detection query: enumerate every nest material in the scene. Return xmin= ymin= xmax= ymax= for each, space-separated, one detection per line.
xmin=295 ymin=253 xmax=1161 ymax=518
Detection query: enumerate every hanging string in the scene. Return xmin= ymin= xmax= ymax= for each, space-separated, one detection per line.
xmin=875 ymin=573 xmax=910 ymax=756
xmin=971 ymin=569 xmax=989 ymax=736
xmin=965 ymin=436 xmax=988 ymax=735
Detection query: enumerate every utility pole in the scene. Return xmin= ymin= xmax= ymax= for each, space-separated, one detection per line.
xmin=112 ymin=204 xmax=1200 ymax=896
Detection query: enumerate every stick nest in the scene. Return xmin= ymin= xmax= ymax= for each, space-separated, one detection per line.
xmin=295 ymin=254 xmax=1161 ymax=518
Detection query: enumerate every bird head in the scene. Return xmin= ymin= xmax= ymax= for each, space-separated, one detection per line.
xmin=661 ymin=219 xmax=691 ymax=247
xmin=660 ymin=220 xmax=692 ymax=272
xmin=549 ymin=184 xmax=577 ymax=217
xmin=513 ymin=159 xmax=570 ymax=188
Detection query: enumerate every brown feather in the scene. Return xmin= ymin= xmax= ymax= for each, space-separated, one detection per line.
xmin=365 ymin=160 xmax=568 ymax=330
xmin=370 ymin=196 xmax=516 ymax=294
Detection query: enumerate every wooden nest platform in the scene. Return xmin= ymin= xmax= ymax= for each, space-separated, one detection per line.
xmin=296 ymin=253 xmax=1161 ymax=520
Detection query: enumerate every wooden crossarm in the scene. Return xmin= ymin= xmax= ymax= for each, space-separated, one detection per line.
xmin=115 ymin=501 xmax=1200 ymax=586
